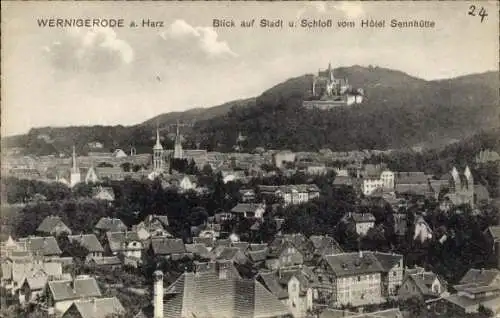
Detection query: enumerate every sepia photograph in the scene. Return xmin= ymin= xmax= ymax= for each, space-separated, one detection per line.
xmin=1 ymin=1 xmax=499 ymax=317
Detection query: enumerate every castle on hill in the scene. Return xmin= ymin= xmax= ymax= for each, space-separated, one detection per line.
xmin=303 ymin=63 xmax=364 ymax=110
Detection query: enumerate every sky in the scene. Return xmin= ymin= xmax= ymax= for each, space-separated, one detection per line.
xmin=2 ymin=1 xmax=499 ymax=136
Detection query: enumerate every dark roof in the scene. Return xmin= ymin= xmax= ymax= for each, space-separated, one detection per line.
xmin=230 ymin=203 xmax=264 ymax=214
xmin=163 ymin=272 xmax=291 ymax=318
xmin=106 ymin=231 xmax=141 ymax=253
xmin=406 ymin=271 xmax=444 ymax=297
xmin=89 ymin=256 xmax=121 ymax=266
xmin=95 ymin=217 xmax=127 ymax=232
xmin=231 ymin=242 xmax=250 ymax=252
xmin=18 ymin=236 xmax=62 ymax=256
xmin=68 ymin=234 xmax=104 ymax=253
xmin=257 ymin=272 xmax=288 ymax=299
xmin=247 ymin=249 xmax=269 ymax=263
xmin=36 ymin=216 xmax=71 ymax=234
xmin=371 ymin=252 xmax=403 ymax=272
xmin=48 ymin=276 xmax=101 ymax=301
xmin=193 ymin=237 xmax=215 ymax=248
xmin=459 ymin=268 xmax=500 ymax=286
xmin=348 ymin=213 xmax=375 ymax=223
xmin=151 ymin=238 xmax=186 ymax=256
xmin=323 ymin=252 xmax=385 ymax=277
xmin=185 ymin=244 xmax=211 ymax=259
xmin=395 ymin=172 xmax=428 ymax=185
xmin=309 ymin=235 xmax=343 ymax=256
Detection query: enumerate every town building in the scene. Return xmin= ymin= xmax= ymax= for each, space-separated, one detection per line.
xmin=150 ymin=237 xmax=190 ymax=260
xmin=316 ymin=251 xmax=385 ymax=307
xmin=46 ymin=275 xmax=102 ymax=315
xmin=303 ymin=63 xmax=364 ymax=109
xmin=398 ymin=266 xmax=448 ymax=301
xmin=442 ymin=268 xmax=500 ymax=316
xmin=413 ymin=216 xmax=433 ymax=243
xmin=257 ymin=266 xmax=316 ymax=317
xmin=136 ymin=267 xmax=291 ymax=318
xmin=36 ymin=215 xmax=72 ymax=236
xmin=94 ymin=217 xmax=127 ymax=235
xmin=258 ymin=184 xmax=320 ymax=206
xmin=230 ymin=203 xmax=266 ymax=219
xmin=105 ymin=231 xmax=143 ymax=262
xmin=61 ymin=296 xmax=125 ymax=318
xmin=67 ymin=234 xmax=104 ymax=262
xmin=342 ymin=212 xmax=376 ymax=236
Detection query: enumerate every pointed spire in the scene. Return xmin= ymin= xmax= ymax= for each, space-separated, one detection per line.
xmin=153 ymin=126 xmax=163 ymax=150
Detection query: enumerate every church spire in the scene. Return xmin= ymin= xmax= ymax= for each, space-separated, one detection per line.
xmin=173 ymin=120 xmax=184 ymax=159
xmin=153 ymin=125 xmax=163 ymax=150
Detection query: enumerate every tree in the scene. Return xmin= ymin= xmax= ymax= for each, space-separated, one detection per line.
xmin=201 ymin=163 xmax=213 ymax=176
xmin=121 ymin=162 xmax=132 ymax=172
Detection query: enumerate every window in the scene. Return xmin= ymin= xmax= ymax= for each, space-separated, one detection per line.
xmin=393 ymin=271 xmax=397 ymax=277
xmin=358 ymin=276 xmax=361 ymax=282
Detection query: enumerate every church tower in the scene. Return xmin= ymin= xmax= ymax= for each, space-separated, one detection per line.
xmin=70 ymin=145 xmax=81 ymax=188
xmin=153 ymin=128 xmax=164 ymax=171
xmin=173 ymin=121 xmax=184 ymax=159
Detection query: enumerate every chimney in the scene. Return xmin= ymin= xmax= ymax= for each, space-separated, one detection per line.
xmin=153 ymin=270 xmax=164 ymax=318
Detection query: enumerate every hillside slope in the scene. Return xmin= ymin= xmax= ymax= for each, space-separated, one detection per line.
xmin=4 ymin=66 xmax=498 ymax=155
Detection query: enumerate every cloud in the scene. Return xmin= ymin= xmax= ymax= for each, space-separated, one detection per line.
xmin=296 ymin=1 xmax=364 ymax=19
xmin=159 ymin=20 xmax=237 ymax=59
xmin=44 ymin=28 xmax=133 ymax=73
xmin=334 ymin=2 xmax=365 ymax=19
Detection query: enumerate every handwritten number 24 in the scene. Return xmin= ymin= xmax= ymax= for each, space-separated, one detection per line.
xmin=468 ymin=5 xmax=488 ymax=22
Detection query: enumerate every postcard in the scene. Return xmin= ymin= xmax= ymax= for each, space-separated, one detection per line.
xmin=1 ymin=1 xmax=499 ymax=318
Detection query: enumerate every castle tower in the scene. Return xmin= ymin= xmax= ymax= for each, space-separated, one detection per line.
xmin=450 ymin=166 xmax=460 ymax=192
xmin=153 ymin=270 xmax=164 ymax=318
xmin=173 ymin=121 xmax=184 ymax=160
xmin=153 ymin=128 xmax=164 ymax=172
xmin=70 ymin=145 xmax=81 ymax=188
xmin=464 ymin=166 xmax=473 ymax=189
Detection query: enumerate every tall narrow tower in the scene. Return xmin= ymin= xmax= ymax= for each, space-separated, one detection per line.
xmin=70 ymin=145 xmax=81 ymax=188
xmin=173 ymin=121 xmax=184 ymax=160
xmin=153 ymin=128 xmax=164 ymax=171
xmin=153 ymin=270 xmax=164 ymax=318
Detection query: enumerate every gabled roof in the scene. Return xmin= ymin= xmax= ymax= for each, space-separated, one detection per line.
xmin=247 ymin=249 xmax=269 ymax=263
xmin=89 ymin=256 xmax=121 ymax=266
xmin=230 ymin=203 xmax=265 ymax=214
xmin=163 ymin=272 xmax=291 ymax=318
xmin=18 ymin=236 xmax=62 ymax=256
xmin=406 ymin=271 xmax=445 ymax=297
xmin=323 ymin=252 xmax=384 ymax=277
xmin=94 ymin=217 xmax=127 ymax=232
xmin=68 ymin=234 xmax=104 ymax=253
xmin=151 ymin=238 xmax=186 ymax=256
xmin=48 ymin=276 xmax=101 ymax=301
xmin=185 ymin=244 xmax=211 ymax=259
xmin=231 ymin=242 xmax=250 ymax=252
xmin=310 ymin=235 xmax=343 ymax=256
xmin=257 ymin=272 xmax=288 ymax=299
xmin=36 ymin=215 xmax=70 ymax=234
xmin=64 ymin=297 xmax=125 ymax=318
xmin=193 ymin=237 xmax=215 ymax=248
xmin=371 ymin=252 xmax=403 ymax=272
xmin=348 ymin=213 xmax=375 ymax=223
xmin=91 ymin=187 xmax=115 ymax=201
xmin=106 ymin=231 xmax=141 ymax=253
xmin=459 ymin=268 xmax=500 ymax=286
